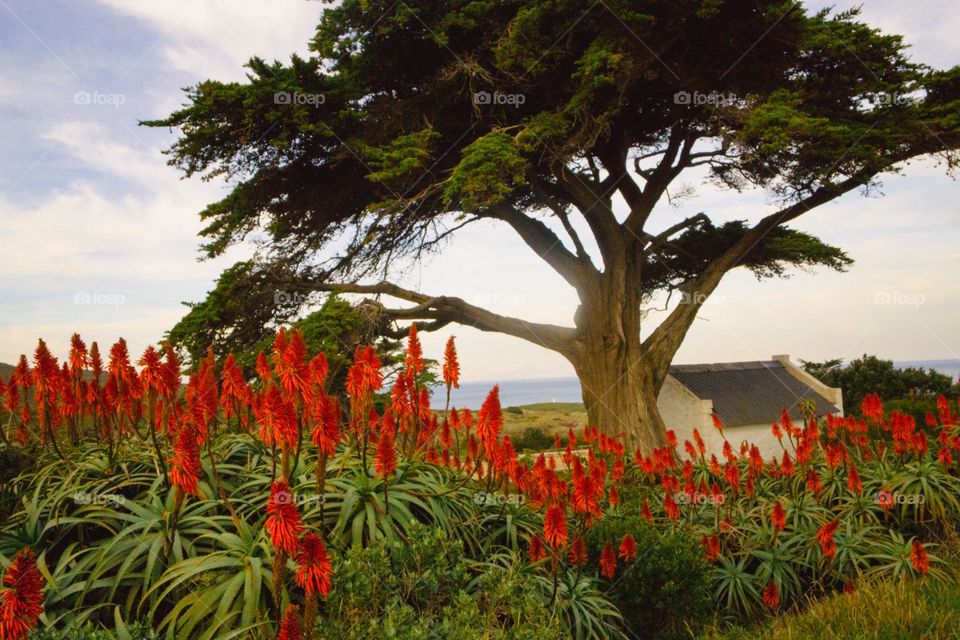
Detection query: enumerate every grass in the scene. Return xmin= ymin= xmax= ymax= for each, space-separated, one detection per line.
xmin=701 ymin=579 xmax=960 ymax=640
xmin=500 ymin=403 xmax=586 ymax=447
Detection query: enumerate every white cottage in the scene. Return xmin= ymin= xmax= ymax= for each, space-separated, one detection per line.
xmin=658 ymin=355 xmax=843 ymax=460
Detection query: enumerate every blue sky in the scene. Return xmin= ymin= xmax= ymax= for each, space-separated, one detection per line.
xmin=1 ymin=0 xmax=959 ymax=381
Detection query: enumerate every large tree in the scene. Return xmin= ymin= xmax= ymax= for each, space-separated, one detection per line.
xmin=148 ymin=0 xmax=960 ymax=450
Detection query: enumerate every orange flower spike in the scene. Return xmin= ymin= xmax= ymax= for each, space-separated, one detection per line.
xmin=771 ymin=501 xmax=786 ymax=531
xmin=528 ymin=535 xmax=547 ymax=563
xmin=816 ymin=519 xmax=840 ymax=559
xmin=265 ymin=481 xmax=304 ymax=554
xmin=375 ymin=422 xmax=398 ymax=479
xmin=477 ymin=386 xmax=503 ymax=452
xmin=543 ymin=504 xmax=568 ymax=548
xmin=277 ymin=604 xmax=302 ymax=640
xmin=846 ymin=464 xmax=863 ymax=494
xmin=568 ymin=537 xmax=587 ymax=566
xmin=294 ymin=533 xmax=333 ymax=598
xmin=640 ymin=499 xmax=653 ymax=524
xmin=255 ymin=351 xmax=272 ymax=385
xmin=442 ymin=336 xmax=460 ymax=389
xmin=0 ymin=548 xmax=44 ymax=640
xmin=169 ymin=425 xmax=202 ymax=497
xmin=711 ymin=412 xmax=725 ymax=433
xmin=911 ymin=540 xmax=929 ymax=576
xmin=599 ymin=543 xmax=617 ymax=579
xmin=404 ymin=324 xmax=424 ymax=375
xmin=762 ymin=579 xmax=779 ymax=609
xmin=618 ymin=534 xmax=637 ymax=561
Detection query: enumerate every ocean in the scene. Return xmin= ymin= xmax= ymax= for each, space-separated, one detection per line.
xmin=431 ymin=359 xmax=960 ymax=410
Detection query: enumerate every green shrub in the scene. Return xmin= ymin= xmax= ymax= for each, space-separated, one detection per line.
xmin=320 ymin=525 xmax=563 ymax=639
xmin=512 ymin=427 xmax=554 ymax=452
xmin=585 ymin=516 xmax=712 ymax=640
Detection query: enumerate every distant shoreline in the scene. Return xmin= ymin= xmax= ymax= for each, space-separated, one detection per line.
xmin=435 ymin=359 xmax=960 ymax=410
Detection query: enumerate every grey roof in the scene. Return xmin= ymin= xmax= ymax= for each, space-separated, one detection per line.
xmin=668 ymin=360 xmax=839 ymax=427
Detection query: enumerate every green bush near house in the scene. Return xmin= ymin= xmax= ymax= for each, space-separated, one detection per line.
xmin=585 ymin=516 xmax=713 ymax=640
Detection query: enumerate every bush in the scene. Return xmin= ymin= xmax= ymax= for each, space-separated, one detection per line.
xmin=585 ymin=516 xmax=712 ymax=640
xmin=320 ymin=525 xmax=563 ymax=639
xmin=702 ymin=578 xmax=960 ymax=640
xmin=512 ymin=427 xmax=554 ymax=452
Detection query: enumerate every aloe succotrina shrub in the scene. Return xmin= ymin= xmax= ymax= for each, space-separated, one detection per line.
xmin=0 ymin=329 xmax=623 ymax=640
xmin=614 ymin=398 xmax=960 ymax=625
xmin=1 ymin=330 xmax=959 ymax=639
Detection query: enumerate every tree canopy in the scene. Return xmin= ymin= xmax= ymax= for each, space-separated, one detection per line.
xmin=147 ymin=0 xmax=960 ymax=444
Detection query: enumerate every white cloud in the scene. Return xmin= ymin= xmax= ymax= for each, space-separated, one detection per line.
xmin=92 ymin=0 xmax=322 ymax=79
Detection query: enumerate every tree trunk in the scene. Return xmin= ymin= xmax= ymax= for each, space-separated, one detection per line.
xmin=572 ymin=348 xmax=667 ymax=453
xmin=566 ymin=265 xmax=669 ymax=453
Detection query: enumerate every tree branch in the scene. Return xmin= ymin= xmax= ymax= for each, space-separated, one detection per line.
xmin=304 ymin=280 xmax=578 ymax=353
xmin=484 ymin=204 xmax=596 ymax=290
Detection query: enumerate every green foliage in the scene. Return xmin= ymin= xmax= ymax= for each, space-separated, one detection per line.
xmin=167 ymin=271 xmax=400 ymax=384
xmin=444 ymin=131 xmax=528 ymax=211
xmin=801 ymin=355 xmax=954 ymax=414
xmin=321 ymin=526 xmax=563 ymax=639
xmin=145 ymin=0 xmax=960 ymax=328
xmin=1 ymin=435 xmax=621 ymax=639
xmin=702 ymin=578 xmax=960 ymax=640
xmin=512 ymin=427 xmax=555 ymax=452
xmin=584 ymin=517 xmax=712 ymax=640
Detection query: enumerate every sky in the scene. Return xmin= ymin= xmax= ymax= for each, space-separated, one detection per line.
xmin=1 ymin=0 xmax=959 ymax=382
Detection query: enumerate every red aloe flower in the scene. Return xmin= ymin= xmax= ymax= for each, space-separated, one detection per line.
xmin=846 ymin=464 xmax=863 ymax=494
xmin=911 ymin=540 xmax=929 ymax=576
xmin=346 ymin=345 xmax=383 ymax=399
xmin=544 ymin=504 xmax=568 ymax=549
xmin=169 ymin=424 xmax=202 ymax=497
xmin=711 ymin=412 xmax=725 ymax=433
xmin=477 ymin=386 xmax=503 ymax=453
xmin=310 ymin=394 xmax=341 ymax=457
xmin=404 ymin=325 xmax=425 ymax=375
xmin=0 ymin=548 xmax=44 ymax=640
xmin=618 ymin=534 xmax=637 ymax=561
xmin=375 ymin=422 xmax=398 ymax=479
xmin=771 ymin=501 xmax=786 ymax=532
xmin=762 ymin=579 xmax=779 ymax=609
xmin=442 ymin=336 xmax=460 ymax=389
xmin=277 ymin=329 xmax=310 ymax=400
xmin=265 ymin=481 xmax=303 ymax=554
xmin=568 ymin=537 xmax=587 ymax=566
xmin=277 ymin=604 xmax=301 ymax=640
xmin=703 ymin=534 xmax=721 ymax=562
xmin=640 ymin=499 xmax=653 ymax=524
xmin=806 ymin=468 xmax=823 ymax=494
xmin=816 ymin=519 xmax=840 ymax=559
xmin=599 ymin=543 xmax=617 ymax=579
xmin=780 ymin=450 xmax=795 ymax=477
xmin=528 ymin=535 xmax=547 ymax=563
xmin=294 ymin=533 xmax=333 ymax=598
